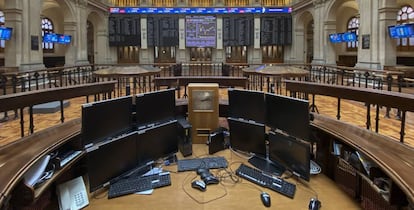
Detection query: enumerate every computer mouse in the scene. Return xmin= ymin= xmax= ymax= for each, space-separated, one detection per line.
xmin=191 ymin=180 xmax=206 ymax=192
xmin=260 ymin=192 xmax=271 ymax=207
xmin=308 ymin=198 xmax=321 ymax=210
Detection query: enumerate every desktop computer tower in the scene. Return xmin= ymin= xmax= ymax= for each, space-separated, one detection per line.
xmin=177 ymin=118 xmax=192 ymax=157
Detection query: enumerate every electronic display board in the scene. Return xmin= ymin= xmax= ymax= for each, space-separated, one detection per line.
xmin=109 ymin=7 xmax=292 ymax=14
xmin=260 ymin=15 xmax=292 ymax=45
xmin=223 ymin=16 xmax=254 ymax=46
xmin=185 ymin=16 xmax=216 ymax=47
xmin=108 ymin=15 xmax=141 ymax=46
xmin=147 ymin=16 xmax=179 ymax=47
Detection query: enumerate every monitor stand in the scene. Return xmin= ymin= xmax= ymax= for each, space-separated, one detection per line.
xmin=248 ymin=155 xmax=285 ymax=176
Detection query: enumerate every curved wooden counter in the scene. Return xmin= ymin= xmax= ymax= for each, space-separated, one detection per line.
xmin=311 ymin=114 xmax=414 ymax=204
xmin=0 ymin=118 xmax=81 ymax=207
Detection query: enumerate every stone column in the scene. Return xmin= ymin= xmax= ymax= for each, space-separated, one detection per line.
xmin=3 ymin=0 xmax=23 ymax=69
xmin=324 ymin=20 xmax=337 ymax=65
xmin=74 ymin=0 xmax=89 ymax=65
xmin=354 ymin=0 xmax=378 ymax=69
xmin=250 ymin=15 xmax=262 ymax=64
xmin=311 ymin=0 xmax=326 ymax=64
xmin=378 ymin=0 xmax=398 ymax=69
xmin=7 ymin=0 xmax=45 ymax=70
xmin=287 ymin=13 xmax=305 ymax=64
xmin=95 ymin=15 xmax=115 ymax=64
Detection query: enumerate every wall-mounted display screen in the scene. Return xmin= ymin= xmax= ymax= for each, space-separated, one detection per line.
xmin=43 ymin=33 xmax=72 ymax=44
xmin=329 ymin=34 xmax=342 ymax=43
xmin=388 ymin=24 xmax=414 ymax=39
xmin=57 ymin=34 xmax=72 ymax=44
xmin=185 ymin=16 xmax=216 ymax=48
xmin=341 ymin=32 xmax=357 ymax=42
xmin=329 ymin=32 xmax=357 ymax=43
xmin=0 ymin=27 xmax=13 ymax=40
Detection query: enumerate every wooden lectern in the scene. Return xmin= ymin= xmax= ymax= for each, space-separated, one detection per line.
xmin=187 ymin=83 xmax=219 ymax=144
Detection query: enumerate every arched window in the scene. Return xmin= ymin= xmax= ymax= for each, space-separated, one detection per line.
xmin=397 ymin=5 xmax=414 ymax=51
xmin=346 ymin=16 xmax=359 ymax=51
xmin=0 ymin=11 xmax=5 ymax=52
xmin=42 ymin=17 xmax=54 ymax=52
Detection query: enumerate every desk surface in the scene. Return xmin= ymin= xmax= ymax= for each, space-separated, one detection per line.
xmin=85 ymin=144 xmax=360 ymax=210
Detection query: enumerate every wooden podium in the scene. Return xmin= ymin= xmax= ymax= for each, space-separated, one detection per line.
xmin=187 ymin=83 xmax=219 ymax=144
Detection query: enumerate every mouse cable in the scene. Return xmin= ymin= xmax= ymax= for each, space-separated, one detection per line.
xmin=229 ymin=147 xmax=252 ymax=161
xmin=181 ymin=171 xmax=228 ymax=204
xmin=291 ymin=176 xmax=319 ymax=200
xmin=215 ymin=166 xmax=240 ymax=185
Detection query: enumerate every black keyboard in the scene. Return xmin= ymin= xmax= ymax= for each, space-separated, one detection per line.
xmin=177 ymin=156 xmax=228 ymax=172
xmin=108 ymin=172 xmax=171 ymax=199
xmin=236 ymin=164 xmax=296 ymax=199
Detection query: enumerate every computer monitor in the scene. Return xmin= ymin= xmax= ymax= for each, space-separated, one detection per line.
xmin=136 ymin=120 xmax=178 ymax=164
xmin=265 ymin=93 xmax=310 ymax=141
xmin=87 ymin=131 xmax=138 ymax=192
xmin=228 ymin=88 xmax=266 ymax=124
xmin=81 ymin=96 xmax=133 ymax=148
xmin=135 ymin=89 xmax=176 ymax=129
xmin=268 ymin=131 xmax=311 ymax=181
xmin=228 ymin=117 xmax=266 ymax=157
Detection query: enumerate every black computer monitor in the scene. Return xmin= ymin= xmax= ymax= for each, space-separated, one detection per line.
xmin=228 ymin=117 xmax=266 ymax=157
xmin=81 ymin=96 xmax=133 ymax=148
xmin=135 ymin=89 xmax=176 ymax=129
xmin=265 ymin=93 xmax=310 ymax=141
xmin=268 ymin=131 xmax=311 ymax=181
xmin=228 ymin=88 xmax=266 ymax=124
xmin=136 ymin=120 xmax=178 ymax=164
xmin=87 ymin=131 xmax=138 ymax=192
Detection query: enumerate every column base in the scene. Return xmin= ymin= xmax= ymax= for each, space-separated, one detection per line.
xmin=19 ymin=63 xmax=46 ymax=71
xmin=355 ymin=62 xmax=382 ymax=70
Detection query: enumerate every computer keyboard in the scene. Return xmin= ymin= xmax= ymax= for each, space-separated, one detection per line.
xmin=108 ymin=172 xmax=171 ymax=199
xmin=236 ymin=164 xmax=296 ymax=199
xmin=177 ymin=156 xmax=228 ymax=172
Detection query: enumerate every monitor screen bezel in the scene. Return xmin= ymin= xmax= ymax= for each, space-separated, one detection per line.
xmin=265 ymin=93 xmax=310 ymax=141
xmin=135 ymin=88 xmax=176 ymax=129
xmin=228 ymin=117 xmax=266 ymax=157
xmin=81 ymin=95 xmax=133 ymax=148
xmin=228 ymin=88 xmax=266 ymax=124
xmin=136 ymin=120 xmax=179 ymax=165
xmin=268 ymin=131 xmax=311 ymax=181
xmin=87 ymin=131 xmax=138 ymax=193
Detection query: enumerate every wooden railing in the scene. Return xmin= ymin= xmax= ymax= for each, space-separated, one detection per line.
xmin=1 ymin=63 xmax=412 ymax=145
xmin=0 ymin=81 xmax=116 ymax=137
xmin=285 ymin=80 xmax=414 ymax=143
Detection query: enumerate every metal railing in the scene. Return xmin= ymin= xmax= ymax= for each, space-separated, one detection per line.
xmin=0 ymin=63 xmax=412 ymax=145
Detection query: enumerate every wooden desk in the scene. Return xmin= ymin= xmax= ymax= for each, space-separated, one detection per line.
xmin=85 ymin=144 xmax=360 ymax=210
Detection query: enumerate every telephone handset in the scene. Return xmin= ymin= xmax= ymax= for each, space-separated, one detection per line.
xmin=57 ymin=176 xmax=89 ymax=210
